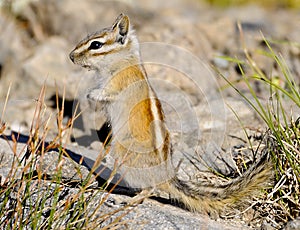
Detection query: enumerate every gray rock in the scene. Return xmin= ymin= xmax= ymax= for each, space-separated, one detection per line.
xmin=22 ymin=36 xmax=88 ymax=100
xmin=283 ymin=218 xmax=300 ymax=230
xmin=213 ymin=55 xmax=230 ymax=69
xmin=119 ymin=198 xmax=251 ymax=230
xmin=0 ymin=12 xmax=29 ymax=100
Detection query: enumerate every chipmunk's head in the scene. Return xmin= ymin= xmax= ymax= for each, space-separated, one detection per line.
xmin=69 ymin=13 xmax=139 ymax=73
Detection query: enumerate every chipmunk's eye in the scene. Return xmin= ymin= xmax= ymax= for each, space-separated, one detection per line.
xmin=89 ymin=41 xmax=104 ymax=50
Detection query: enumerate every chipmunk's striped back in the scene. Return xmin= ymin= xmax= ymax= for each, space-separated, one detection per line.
xmin=70 ymin=13 xmax=174 ymax=188
xmin=108 ymin=64 xmax=173 ymax=188
xmin=70 ymin=13 xmax=273 ymax=215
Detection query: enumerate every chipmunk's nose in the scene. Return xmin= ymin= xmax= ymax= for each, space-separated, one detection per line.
xmin=69 ymin=51 xmax=75 ymax=63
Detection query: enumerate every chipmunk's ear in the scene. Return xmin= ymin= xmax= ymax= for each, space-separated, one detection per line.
xmin=112 ymin=13 xmax=130 ymax=44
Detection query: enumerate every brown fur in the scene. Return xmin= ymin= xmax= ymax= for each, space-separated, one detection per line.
xmin=70 ymin=13 xmax=274 ymax=215
xmin=160 ymin=153 xmax=273 ymax=215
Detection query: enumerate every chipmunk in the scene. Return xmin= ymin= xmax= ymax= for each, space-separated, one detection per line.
xmin=69 ymin=13 xmax=273 ymax=215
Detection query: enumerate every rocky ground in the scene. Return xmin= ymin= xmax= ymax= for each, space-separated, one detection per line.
xmin=0 ymin=0 xmax=300 ymax=229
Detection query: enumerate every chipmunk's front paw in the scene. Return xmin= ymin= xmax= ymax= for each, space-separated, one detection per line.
xmin=87 ymin=89 xmax=115 ymax=102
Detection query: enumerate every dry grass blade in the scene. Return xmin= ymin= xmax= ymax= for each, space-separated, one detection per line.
xmin=0 ymin=84 xmax=11 ymax=135
xmin=0 ymin=85 xmax=137 ymax=229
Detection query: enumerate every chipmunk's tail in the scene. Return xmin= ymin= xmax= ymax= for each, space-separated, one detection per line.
xmin=161 ymin=153 xmax=273 ymax=215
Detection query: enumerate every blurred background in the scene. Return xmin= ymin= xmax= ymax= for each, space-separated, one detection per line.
xmin=0 ymin=0 xmax=299 ymax=146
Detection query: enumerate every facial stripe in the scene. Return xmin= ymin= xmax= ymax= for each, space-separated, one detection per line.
xmin=76 ymin=29 xmax=109 ymax=47
xmin=75 ymin=35 xmax=109 ymax=53
xmin=91 ymin=48 xmax=119 ymax=56
xmin=74 ymin=38 xmax=121 ymax=58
